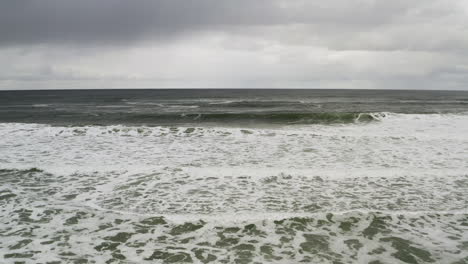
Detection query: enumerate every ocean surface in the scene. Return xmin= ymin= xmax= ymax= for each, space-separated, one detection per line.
xmin=0 ymin=89 xmax=467 ymax=264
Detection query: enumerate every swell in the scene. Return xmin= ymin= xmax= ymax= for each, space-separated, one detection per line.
xmin=0 ymin=111 xmax=385 ymax=125
xmin=158 ymin=112 xmax=381 ymax=124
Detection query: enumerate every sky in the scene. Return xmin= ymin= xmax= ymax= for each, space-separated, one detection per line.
xmin=1 ymin=0 xmax=467 ymax=90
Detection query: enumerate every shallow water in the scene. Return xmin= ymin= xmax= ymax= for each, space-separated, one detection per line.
xmin=0 ymin=90 xmax=468 ymax=263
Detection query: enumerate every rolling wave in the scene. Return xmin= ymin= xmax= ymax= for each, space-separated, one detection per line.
xmin=0 ymin=111 xmax=389 ymax=125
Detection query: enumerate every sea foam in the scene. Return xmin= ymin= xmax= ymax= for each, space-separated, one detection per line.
xmin=1 ymin=113 xmax=467 ymax=263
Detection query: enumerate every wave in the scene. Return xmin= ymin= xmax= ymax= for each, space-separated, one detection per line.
xmin=0 ymin=111 xmax=384 ymax=125
xmin=2 ymin=100 xmax=468 ymax=125
xmin=172 ymin=112 xmax=384 ymax=124
xmin=91 ymin=111 xmax=461 ymax=125
xmin=206 ymin=100 xmax=307 ymax=107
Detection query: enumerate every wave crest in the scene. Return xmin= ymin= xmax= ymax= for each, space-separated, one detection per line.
xmin=120 ymin=112 xmax=383 ymax=125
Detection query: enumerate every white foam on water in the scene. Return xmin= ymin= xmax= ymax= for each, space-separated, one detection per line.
xmin=1 ymin=113 xmax=468 ymax=263
xmin=1 ymin=113 xmax=467 ymax=173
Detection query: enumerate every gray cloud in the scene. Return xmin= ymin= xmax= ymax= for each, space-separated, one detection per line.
xmin=0 ymin=0 xmax=467 ymax=90
xmin=1 ymin=0 xmax=453 ymax=46
xmin=0 ymin=0 xmax=279 ymax=45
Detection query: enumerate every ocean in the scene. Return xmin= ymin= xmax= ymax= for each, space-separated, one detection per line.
xmin=0 ymin=89 xmax=467 ymax=264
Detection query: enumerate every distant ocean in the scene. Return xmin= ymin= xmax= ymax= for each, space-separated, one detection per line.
xmin=1 ymin=89 xmax=467 ymax=263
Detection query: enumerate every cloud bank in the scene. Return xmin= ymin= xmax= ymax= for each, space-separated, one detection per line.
xmin=1 ymin=0 xmax=467 ymax=89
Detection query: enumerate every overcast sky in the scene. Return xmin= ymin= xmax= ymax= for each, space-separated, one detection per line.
xmin=1 ymin=0 xmax=467 ymax=90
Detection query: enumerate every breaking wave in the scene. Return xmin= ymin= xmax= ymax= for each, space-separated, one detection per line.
xmin=1 ymin=111 xmax=468 ymax=263
xmin=0 ymin=111 xmax=390 ymax=125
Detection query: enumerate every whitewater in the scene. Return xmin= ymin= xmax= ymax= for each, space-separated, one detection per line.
xmin=0 ymin=89 xmax=468 ymax=263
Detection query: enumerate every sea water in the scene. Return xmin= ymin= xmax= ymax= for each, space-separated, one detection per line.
xmin=0 ymin=89 xmax=467 ymax=263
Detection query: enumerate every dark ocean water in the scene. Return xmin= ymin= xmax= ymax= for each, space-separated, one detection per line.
xmin=1 ymin=89 xmax=468 ymax=264
xmin=1 ymin=89 xmax=467 ymax=125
